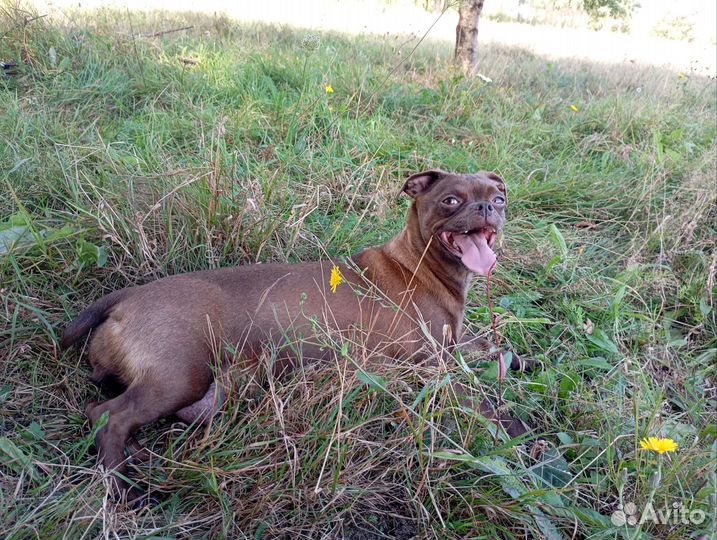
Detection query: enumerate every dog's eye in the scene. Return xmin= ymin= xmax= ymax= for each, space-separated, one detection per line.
xmin=443 ymin=196 xmax=461 ymax=206
xmin=493 ymin=196 xmax=506 ymax=205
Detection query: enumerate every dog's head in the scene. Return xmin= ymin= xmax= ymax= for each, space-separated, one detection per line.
xmin=402 ymin=170 xmax=507 ymax=276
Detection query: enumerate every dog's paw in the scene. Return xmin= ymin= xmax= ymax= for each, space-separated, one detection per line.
xmin=127 ymin=436 xmax=152 ymax=462
xmin=478 ymin=398 xmax=531 ymax=438
xmin=128 ymin=490 xmax=161 ymax=510
xmin=509 ymin=353 xmax=541 ymax=373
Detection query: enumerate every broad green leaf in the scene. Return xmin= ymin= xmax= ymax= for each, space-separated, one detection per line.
xmin=0 ymin=437 xmax=38 ymax=480
xmin=558 ymin=372 xmax=578 ymax=399
xmin=549 ymin=224 xmax=568 ymax=258
xmin=556 ymin=432 xmax=573 ymax=445
xmin=699 ymin=297 xmax=712 ymax=317
xmin=576 ymin=357 xmax=613 ymax=371
xmin=612 ymin=284 xmax=627 ymax=320
xmin=530 ymin=448 xmax=571 ymax=488
xmin=356 ymin=369 xmax=388 ymax=393
xmin=0 ymin=224 xmax=74 ymax=255
xmin=586 ymin=328 xmax=620 ymax=356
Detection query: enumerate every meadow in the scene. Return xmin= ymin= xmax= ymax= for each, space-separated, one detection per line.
xmin=1 ymin=4 xmax=715 ymax=539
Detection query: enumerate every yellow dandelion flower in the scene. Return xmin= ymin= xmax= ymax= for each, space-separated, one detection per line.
xmin=324 ymin=85 xmax=334 ymax=94
xmin=678 ymin=73 xmax=686 ymax=80
xmin=570 ymin=104 xmax=578 ymax=112
xmin=330 ymin=265 xmax=343 ymax=294
xmin=640 ymin=437 xmax=677 ymax=455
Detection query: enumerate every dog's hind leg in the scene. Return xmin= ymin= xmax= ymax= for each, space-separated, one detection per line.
xmin=87 ymin=375 xmax=209 ymax=500
xmin=88 ymin=363 xmax=112 ymax=386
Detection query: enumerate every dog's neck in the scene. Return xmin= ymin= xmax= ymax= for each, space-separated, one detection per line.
xmin=384 ymin=205 xmax=473 ymax=303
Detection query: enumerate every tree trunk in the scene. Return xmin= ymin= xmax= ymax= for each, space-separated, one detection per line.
xmin=454 ymin=0 xmax=484 ymax=74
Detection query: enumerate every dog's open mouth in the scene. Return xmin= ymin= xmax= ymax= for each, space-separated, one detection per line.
xmin=439 ymin=228 xmax=497 ymax=276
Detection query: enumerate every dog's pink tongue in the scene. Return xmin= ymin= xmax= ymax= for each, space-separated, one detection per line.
xmin=454 ymin=232 xmax=496 ymax=276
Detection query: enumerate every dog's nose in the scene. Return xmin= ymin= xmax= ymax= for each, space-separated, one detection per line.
xmin=472 ymin=202 xmax=494 ymax=216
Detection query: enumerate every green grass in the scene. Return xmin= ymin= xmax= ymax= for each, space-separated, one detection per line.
xmin=1 ymin=4 xmax=716 ymax=539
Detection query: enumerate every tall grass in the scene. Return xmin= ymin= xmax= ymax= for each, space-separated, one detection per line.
xmin=1 ymin=3 xmax=715 ymax=539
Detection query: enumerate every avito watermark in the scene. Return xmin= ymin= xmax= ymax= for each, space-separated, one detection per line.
xmin=611 ymin=501 xmax=706 ymax=526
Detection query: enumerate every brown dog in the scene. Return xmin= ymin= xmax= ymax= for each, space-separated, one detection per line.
xmin=62 ymin=169 xmax=524 ymax=496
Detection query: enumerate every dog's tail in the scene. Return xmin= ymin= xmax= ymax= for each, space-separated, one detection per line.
xmin=61 ymin=289 xmax=131 ymax=350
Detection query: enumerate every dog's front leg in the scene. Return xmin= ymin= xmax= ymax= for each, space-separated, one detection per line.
xmin=447 ymin=336 xmax=534 ymax=438
xmin=457 ymin=335 xmax=536 ymax=372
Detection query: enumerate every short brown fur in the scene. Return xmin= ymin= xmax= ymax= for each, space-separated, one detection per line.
xmin=63 ymin=170 xmax=524 ymax=497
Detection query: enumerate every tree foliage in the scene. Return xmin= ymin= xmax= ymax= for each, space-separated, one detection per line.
xmin=580 ymin=0 xmax=637 ymax=20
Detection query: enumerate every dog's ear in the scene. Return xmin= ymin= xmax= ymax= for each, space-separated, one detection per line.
xmin=401 ymin=170 xmax=446 ymax=198
xmin=485 ymin=171 xmax=507 ymax=202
